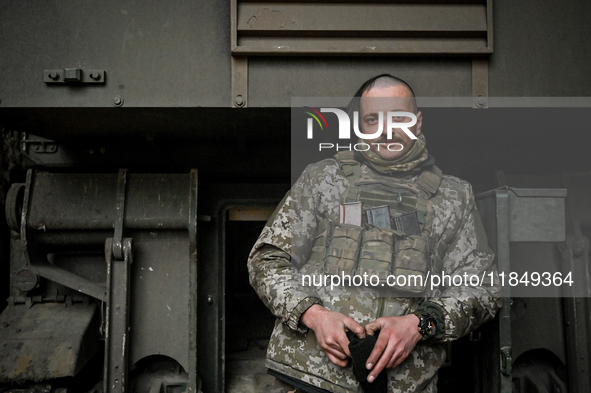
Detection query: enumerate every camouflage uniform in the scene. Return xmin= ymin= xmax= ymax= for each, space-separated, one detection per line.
xmin=248 ymin=156 xmax=501 ymax=393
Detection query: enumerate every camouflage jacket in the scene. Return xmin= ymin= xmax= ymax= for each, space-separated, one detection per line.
xmin=248 ymin=157 xmax=501 ymax=393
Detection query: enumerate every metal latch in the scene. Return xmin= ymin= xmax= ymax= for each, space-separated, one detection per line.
xmin=44 ymin=68 xmax=105 ymax=84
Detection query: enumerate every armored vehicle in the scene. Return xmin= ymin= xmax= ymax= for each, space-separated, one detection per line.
xmin=1 ymin=1 xmax=590 ymax=392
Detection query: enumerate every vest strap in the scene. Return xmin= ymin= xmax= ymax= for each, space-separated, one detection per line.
xmin=334 ymin=151 xmax=441 ymax=232
xmin=335 ymin=152 xmax=363 ymax=203
xmin=416 ymin=165 xmax=443 ymax=197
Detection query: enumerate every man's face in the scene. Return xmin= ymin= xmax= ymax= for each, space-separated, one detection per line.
xmin=359 ymin=85 xmax=422 ymax=160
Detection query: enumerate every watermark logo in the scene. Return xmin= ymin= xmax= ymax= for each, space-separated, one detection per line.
xmin=303 ymin=106 xmax=329 ymax=138
xmin=303 ymin=107 xmax=417 ymax=151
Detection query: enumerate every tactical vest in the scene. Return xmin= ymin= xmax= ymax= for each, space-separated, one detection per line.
xmin=308 ymin=152 xmax=447 ymax=294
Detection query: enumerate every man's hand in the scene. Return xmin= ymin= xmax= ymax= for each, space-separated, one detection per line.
xmin=301 ymin=304 xmax=366 ymax=367
xmin=364 ymin=314 xmax=423 ymax=382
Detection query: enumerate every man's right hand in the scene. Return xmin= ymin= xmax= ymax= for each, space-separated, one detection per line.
xmin=300 ymin=304 xmax=366 ymax=367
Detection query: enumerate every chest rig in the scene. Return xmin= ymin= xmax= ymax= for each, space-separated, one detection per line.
xmin=308 ymin=152 xmax=446 ymax=294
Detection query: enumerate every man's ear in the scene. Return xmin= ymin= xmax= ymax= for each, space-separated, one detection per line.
xmin=415 ymin=111 xmax=423 ymax=136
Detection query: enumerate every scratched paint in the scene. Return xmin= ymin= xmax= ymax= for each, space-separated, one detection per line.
xmin=247 ymin=8 xmax=295 ymax=30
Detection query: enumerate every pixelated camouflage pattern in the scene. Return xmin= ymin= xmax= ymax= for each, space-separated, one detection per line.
xmin=324 ymin=154 xmax=440 ymax=292
xmin=324 ymin=224 xmax=363 ymax=275
xmin=247 ymin=157 xmax=501 ymax=393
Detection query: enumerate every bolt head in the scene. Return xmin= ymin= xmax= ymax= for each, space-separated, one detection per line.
xmin=476 ymin=95 xmax=487 ymax=108
xmin=235 ymin=95 xmax=245 ymax=107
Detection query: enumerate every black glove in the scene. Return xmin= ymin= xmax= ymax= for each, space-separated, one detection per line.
xmin=347 ymin=330 xmax=388 ymax=393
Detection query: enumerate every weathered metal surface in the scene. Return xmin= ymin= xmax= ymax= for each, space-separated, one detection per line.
xmin=1 ymin=0 xmax=591 ymax=112
xmin=475 ymin=187 xmax=569 ymax=392
xmin=112 ymin=169 xmax=128 ymax=261
xmin=25 ymin=172 xmax=191 ymax=231
xmin=26 ymin=263 xmax=107 ymax=301
xmin=187 ymin=169 xmax=199 ymax=393
xmin=104 ymin=238 xmax=133 ymax=393
xmin=496 ymin=190 xmax=513 ymax=392
xmin=122 ymin=230 xmax=195 ymax=384
xmin=561 ymin=175 xmax=591 ymax=393
xmin=495 ymin=172 xmax=591 ymax=393
xmin=507 ymin=188 xmax=567 ymax=242
xmin=4 ymin=169 xmax=200 ymax=391
xmin=43 ymin=69 xmax=105 ymax=84
xmin=238 ymin=3 xmax=488 ymax=32
xmin=563 ymin=294 xmax=591 ymax=393
xmin=475 ymin=189 xmax=512 ymax=393
xmin=232 ymin=57 xmax=249 ymax=108
xmin=0 ymin=303 xmax=99 ymax=382
xmin=233 ymin=1 xmax=492 ymax=55
xmin=472 ymin=58 xmax=488 ymax=108
xmin=5 ymin=183 xmax=24 ymax=232
xmin=0 ymin=0 xmax=231 ymax=108
xmin=234 ymin=38 xmax=492 ymax=56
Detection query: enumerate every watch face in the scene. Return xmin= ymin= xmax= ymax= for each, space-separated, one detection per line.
xmin=418 ymin=314 xmax=437 ymax=339
xmin=424 ymin=318 xmax=437 ymax=337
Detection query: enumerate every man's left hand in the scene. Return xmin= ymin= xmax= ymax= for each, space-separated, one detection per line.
xmin=364 ymin=314 xmax=423 ymax=383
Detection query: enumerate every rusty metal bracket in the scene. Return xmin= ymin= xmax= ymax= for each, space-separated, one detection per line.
xmin=231 ymin=57 xmax=248 ymax=108
xmin=472 ymin=58 xmax=489 ymax=108
xmin=104 ymin=237 xmax=133 ymax=393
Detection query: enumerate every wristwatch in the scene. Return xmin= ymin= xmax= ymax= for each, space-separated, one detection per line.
xmin=414 ymin=311 xmax=438 ymax=341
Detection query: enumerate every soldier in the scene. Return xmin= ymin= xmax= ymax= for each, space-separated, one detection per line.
xmin=248 ymin=74 xmax=501 ymax=393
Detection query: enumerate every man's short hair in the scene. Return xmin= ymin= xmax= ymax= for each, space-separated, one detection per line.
xmin=346 ymin=74 xmax=418 ymax=118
